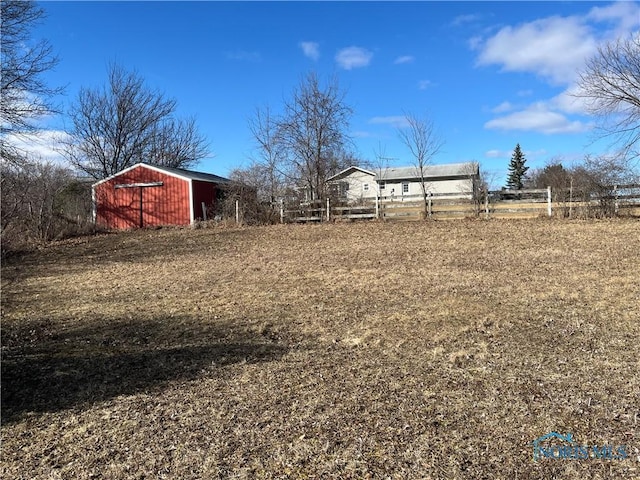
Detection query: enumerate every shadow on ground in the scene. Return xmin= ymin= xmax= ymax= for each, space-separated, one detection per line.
xmin=1 ymin=227 xmax=247 ymax=283
xmin=1 ymin=315 xmax=290 ymax=424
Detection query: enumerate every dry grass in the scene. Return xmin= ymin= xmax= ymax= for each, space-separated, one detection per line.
xmin=2 ymin=219 xmax=639 ymax=479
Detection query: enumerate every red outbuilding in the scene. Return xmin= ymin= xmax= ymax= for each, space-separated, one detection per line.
xmin=92 ymin=163 xmax=230 ymax=229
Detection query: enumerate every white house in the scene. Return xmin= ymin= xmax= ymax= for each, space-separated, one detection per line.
xmin=327 ymin=162 xmax=479 ymax=202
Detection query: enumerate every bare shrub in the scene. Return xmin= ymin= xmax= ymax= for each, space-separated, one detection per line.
xmin=1 ymin=158 xmax=93 ymax=251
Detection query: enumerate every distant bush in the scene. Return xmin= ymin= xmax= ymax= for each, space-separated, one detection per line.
xmin=1 ymin=158 xmax=95 ymax=253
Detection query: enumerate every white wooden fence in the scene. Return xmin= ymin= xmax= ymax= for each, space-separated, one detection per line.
xmin=278 ymin=184 xmax=640 ymax=223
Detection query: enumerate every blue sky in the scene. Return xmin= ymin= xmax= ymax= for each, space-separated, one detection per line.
xmin=21 ymin=1 xmax=640 ymax=186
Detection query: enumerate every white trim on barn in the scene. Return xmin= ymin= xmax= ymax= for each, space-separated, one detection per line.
xmin=92 ymin=162 xmax=231 ymax=188
xmin=91 ymin=185 xmax=96 ymax=224
xmin=188 ymin=179 xmax=194 ymax=224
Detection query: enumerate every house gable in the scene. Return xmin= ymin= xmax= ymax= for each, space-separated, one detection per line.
xmin=327 ymin=166 xmax=377 ymax=201
xmin=327 ymin=166 xmax=376 ymax=182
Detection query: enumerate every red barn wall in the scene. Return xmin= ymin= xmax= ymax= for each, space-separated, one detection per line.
xmin=95 ymin=165 xmax=191 ymax=229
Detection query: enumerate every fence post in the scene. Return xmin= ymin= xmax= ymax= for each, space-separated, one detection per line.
xmin=484 ymin=189 xmax=489 ymax=219
xmin=614 ymin=185 xmax=619 ymax=216
xmin=280 ymin=200 xmax=284 ymax=224
xmin=375 ymin=195 xmax=380 ymax=219
xmin=547 ymin=186 xmax=552 ymax=218
xmin=569 ymin=178 xmax=573 ymax=219
xmin=428 ymin=194 xmax=432 ymax=218
xmin=235 ymin=199 xmax=240 ymax=224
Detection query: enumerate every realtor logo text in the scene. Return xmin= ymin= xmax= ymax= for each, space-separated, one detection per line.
xmin=532 ymin=432 xmax=628 ymax=462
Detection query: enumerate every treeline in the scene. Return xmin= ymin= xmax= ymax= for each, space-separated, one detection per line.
xmin=1 ymin=160 xmax=93 ymax=250
xmin=525 ymin=155 xmax=638 ymax=217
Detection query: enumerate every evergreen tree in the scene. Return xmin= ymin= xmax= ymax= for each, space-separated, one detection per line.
xmin=506 ymin=143 xmax=529 ymax=190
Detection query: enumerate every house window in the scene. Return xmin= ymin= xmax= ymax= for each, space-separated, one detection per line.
xmin=379 ymin=181 xmax=386 ymax=191
xmin=331 ymin=182 xmax=349 ymax=199
xmin=341 ymin=182 xmax=349 ymax=198
xmin=402 ymin=182 xmax=409 ymax=194
xmin=363 ymin=183 xmax=369 ymax=192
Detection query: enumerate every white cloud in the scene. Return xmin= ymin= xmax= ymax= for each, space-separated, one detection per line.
xmin=4 ymin=130 xmax=71 ymax=165
xmin=587 ymin=1 xmax=640 ymax=33
xmin=476 ymin=16 xmax=597 ymax=85
xmin=468 ymin=36 xmax=483 ymax=50
xmin=351 ymin=130 xmax=375 ymax=138
xmin=369 ymin=116 xmax=410 ymax=128
xmin=394 ymin=55 xmax=414 ymax=65
xmin=485 ymin=149 xmax=510 ymax=158
xmin=475 ymin=3 xmax=640 ymax=136
xmin=526 ymin=148 xmax=549 ymax=159
xmin=451 ymin=13 xmax=484 ymax=27
xmin=335 ymin=46 xmax=373 ymax=70
xmin=300 ymin=41 xmax=320 ymax=61
xmin=491 ymin=101 xmax=513 ymax=113
xmin=485 ymin=104 xmax=592 ymax=134
xmin=418 ymin=80 xmax=433 ymax=90
xmin=485 ymin=148 xmax=547 ymax=159
xmin=474 ymin=2 xmax=640 ymax=87
xmin=487 ymin=84 xmax=593 ymax=136
xmin=549 ymin=85 xmax=590 ymax=115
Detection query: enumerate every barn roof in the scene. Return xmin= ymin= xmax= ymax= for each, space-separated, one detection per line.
xmin=92 ymin=162 xmax=231 ymax=187
xmin=149 ymin=164 xmax=231 ymax=183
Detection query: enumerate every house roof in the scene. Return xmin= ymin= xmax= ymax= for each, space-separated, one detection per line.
xmin=379 ymin=162 xmax=478 ymax=181
xmin=326 ymin=166 xmax=376 ymax=182
xmin=92 ymin=162 xmax=231 ymax=187
xmin=327 ymin=162 xmax=478 ymax=183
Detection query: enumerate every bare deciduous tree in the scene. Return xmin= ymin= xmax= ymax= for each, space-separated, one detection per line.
xmin=456 ymin=161 xmax=483 ymax=216
xmin=247 ymin=106 xmax=286 ymax=203
xmin=0 ymin=158 xmax=88 ymax=247
xmin=369 ymin=142 xmax=395 ymax=201
xmin=149 ymin=117 xmax=209 ymax=169
xmin=576 ymin=35 xmax=640 ymax=161
xmin=1 ymin=0 xmax=61 ymax=163
xmin=227 ymin=162 xmax=282 ymax=224
xmin=527 ymin=155 xmax=638 ymax=218
xmin=397 ymin=112 xmax=444 ymax=218
xmin=278 ymin=72 xmax=354 ymax=201
xmin=62 ymin=64 xmax=209 ymax=179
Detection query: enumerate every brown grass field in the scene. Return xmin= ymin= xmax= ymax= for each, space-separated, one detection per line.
xmin=2 ymin=219 xmax=639 ymax=479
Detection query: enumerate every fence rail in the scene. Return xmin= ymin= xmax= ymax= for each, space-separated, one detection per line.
xmin=276 ymin=184 xmax=640 ymax=223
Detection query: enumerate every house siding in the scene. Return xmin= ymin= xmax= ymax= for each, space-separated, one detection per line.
xmin=384 ymin=178 xmax=474 ymax=198
xmin=331 ymin=173 xmax=475 ymax=201
xmin=340 ymin=170 xmax=377 ymax=201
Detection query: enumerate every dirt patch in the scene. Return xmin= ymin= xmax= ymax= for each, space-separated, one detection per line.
xmin=2 ymin=219 xmax=639 ymax=478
